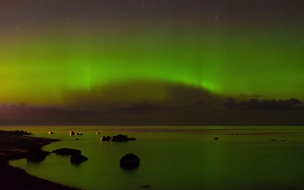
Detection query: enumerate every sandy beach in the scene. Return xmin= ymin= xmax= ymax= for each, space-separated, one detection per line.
xmin=0 ymin=130 xmax=81 ymax=190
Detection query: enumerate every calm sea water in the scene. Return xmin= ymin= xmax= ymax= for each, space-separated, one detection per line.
xmin=4 ymin=126 xmax=304 ymax=190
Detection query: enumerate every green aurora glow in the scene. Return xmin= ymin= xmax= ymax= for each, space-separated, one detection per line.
xmin=1 ymin=1 xmax=304 ymax=108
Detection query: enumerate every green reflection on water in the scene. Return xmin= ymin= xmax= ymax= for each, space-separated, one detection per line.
xmin=7 ymin=126 xmax=304 ymax=190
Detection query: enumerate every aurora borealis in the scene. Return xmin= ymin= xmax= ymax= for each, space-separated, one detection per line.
xmin=1 ymin=0 xmax=304 ymax=112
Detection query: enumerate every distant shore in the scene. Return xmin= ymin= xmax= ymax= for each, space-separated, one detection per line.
xmin=0 ymin=130 xmax=81 ymax=190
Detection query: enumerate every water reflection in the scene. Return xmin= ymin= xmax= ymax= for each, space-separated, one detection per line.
xmin=8 ymin=126 xmax=304 ymax=190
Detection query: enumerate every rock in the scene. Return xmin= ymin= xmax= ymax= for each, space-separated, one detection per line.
xmin=120 ymin=153 xmax=140 ymax=169
xmin=27 ymin=148 xmax=48 ymax=162
xmin=111 ymin=134 xmax=129 ymax=142
xmin=101 ymin=135 xmax=137 ymax=142
xmin=69 ymin=153 xmax=88 ymax=164
xmin=101 ymin=136 xmax=110 ymax=141
xmin=51 ymin=148 xmax=81 ymax=155
xmin=48 ymin=131 xmax=53 ymax=135
xmin=101 ymin=136 xmax=112 ymax=141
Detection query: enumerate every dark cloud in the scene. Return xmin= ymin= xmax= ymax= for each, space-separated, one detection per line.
xmin=240 ymin=94 xmax=264 ymax=98
xmin=225 ymin=98 xmax=303 ymax=110
xmin=0 ymin=103 xmax=28 ymax=108
xmin=1 ymin=81 xmax=303 ymax=126
xmin=1 ymin=97 xmax=304 ymax=126
xmin=0 ymin=104 xmax=7 ymax=108
xmin=111 ymin=101 xmax=174 ymax=114
xmin=62 ymin=80 xmax=223 ymax=111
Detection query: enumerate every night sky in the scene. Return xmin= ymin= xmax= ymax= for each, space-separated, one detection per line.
xmin=1 ymin=1 xmax=304 ymax=125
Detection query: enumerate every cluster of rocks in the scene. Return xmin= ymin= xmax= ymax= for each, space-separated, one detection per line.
xmin=10 ymin=130 xmax=32 ymax=135
xmin=52 ymin=148 xmax=88 ymax=164
xmin=100 ymin=135 xmax=140 ymax=169
xmin=27 ymin=148 xmax=88 ymax=164
xmin=100 ymin=134 xmax=136 ymax=142
xmin=26 ymin=132 xmax=140 ymax=169
xmin=69 ymin=131 xmax=82 ymax=136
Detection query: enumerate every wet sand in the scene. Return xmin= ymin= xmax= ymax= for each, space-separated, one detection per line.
xmin=0 ymin=130 xmax=81 ymax=190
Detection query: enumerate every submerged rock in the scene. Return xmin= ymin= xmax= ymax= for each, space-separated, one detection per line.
xmin=120 ymin=153 xmax=140 ymax=169
xmin=51 ymin=148 xmax=81 ymax=155
xmin=70 ymin=153 xmax=88 ymax=164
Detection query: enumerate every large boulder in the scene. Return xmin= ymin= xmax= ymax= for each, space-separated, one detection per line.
xmin=70 ymin=153 xmax=88 ymax=164
xmin=27 ymin=148 xmax=48 ymax=162
xmin=51 ymin=148 xmax=81 ymax=155
xmin=120 ymin=153 xmax=140 ymax=169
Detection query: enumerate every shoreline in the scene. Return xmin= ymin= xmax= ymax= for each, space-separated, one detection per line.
xmin=0 ymin=130 xmax=81 ymax=190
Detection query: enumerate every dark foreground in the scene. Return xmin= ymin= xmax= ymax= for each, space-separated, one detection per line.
xmin=0 ymin=130 xmax=81 ymax=190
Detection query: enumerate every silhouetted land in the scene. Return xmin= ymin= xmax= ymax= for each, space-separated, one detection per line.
xmin=0 ymin=130 xmax=80 ymax=190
